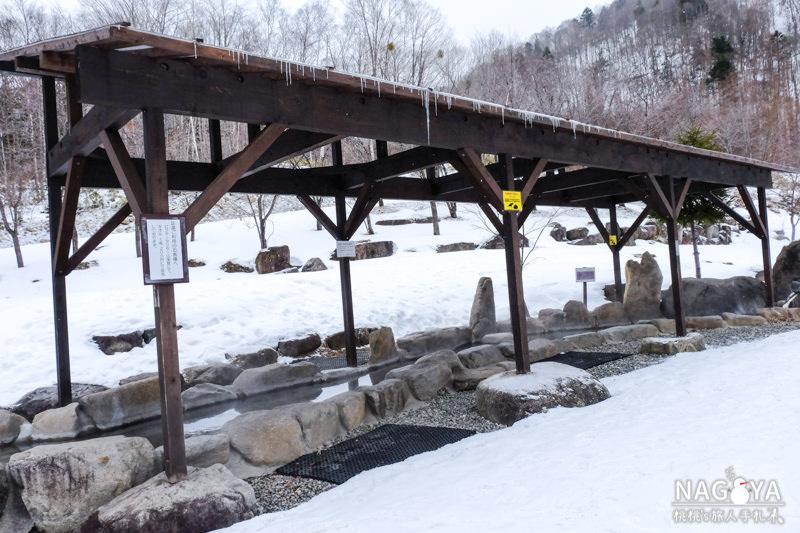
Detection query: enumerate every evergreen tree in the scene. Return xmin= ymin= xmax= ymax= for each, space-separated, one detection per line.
xmin=707 ymin=36 xmax=735 ymax=83
xmin=578 ymin=7 xmax=596 ymax=28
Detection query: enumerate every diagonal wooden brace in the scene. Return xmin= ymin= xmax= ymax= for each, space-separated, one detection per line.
xmin=67 ymin=204 xmax=132 ymax=273
xmin=297 ymin=194 xmax=337 ymax=238
xmin=100 ymin=128 xmax=147 ymax=216
xmin=519 ymin=158 xmax=548 ymax=204
xmin=53 ymin=156 xmax=85 ymax=276
xmin=455 ymin=148 xmax=505 ymax=211
xmin=184 ymin=123 xmax=287 ymax=231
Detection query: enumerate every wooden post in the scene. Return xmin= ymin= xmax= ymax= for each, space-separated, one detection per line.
xmin=43 ymin=77 xmax=73 ymax=407
xmin=208 ymin=119 xmax=222 ymax=163
xmin=758 ymin=187 xmax=775 ymax=307
xmin=609 ymin=205 xmax=623 ymax=303
xmin=665 ymin=178 xmax=687 ymax=337
xmin=499 ymin=154 xmax=530 ymax=374
xmin=333 ymin=141 xmax=358 ymax=367
xmin=143 ymin=108 xmax=187 ymax=482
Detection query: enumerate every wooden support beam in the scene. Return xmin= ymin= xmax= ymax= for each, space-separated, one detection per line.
xmin=618 ymin=207 xmax=651 ymax=248
xmin=48 ymin=105 xmax=139 ymax=176
xmin=336 ymin=192 xmax=358 ymax=368
xmin=758 ymin=187 xmax=775 ymax=307
xmin=183 ymin=122 xmax=287 ymax=231
xmin=499 ymin=153 xmax=530 ymax=373
xmin=76 ymin=45 xmax=774 ymax=187
xmin=100 ymin=128 xmax=147 ymax=216
xmin=645 ymin=174 xmax=675 ymax=218
xmin=67 ymin=204 xmax=133 ymax=273
xmin=666 ymin=216 xmax=687 ymax=337
xmin=454 ymin=149 xmax=504 ymax=211
xmin=609 ymin=205 xmax=623 ymax=303
xmin=673 ymin=178 xmax=693 ymax=219
xmin=519 ymin=158 xmax=547 ymax=203
xmin=53 ymin=157 xmax=85 ymax=276
xmin=208 ymin=119 xmax=223 ymax=163
xmin=702 ymin=191 xmax=758 ymax=235
xmin=297 ymin=194 xmax=337 ymax=238
xmin=737 ymin=185 xmax=767 ymax=239
xmin=39 ymin=51 xmax=77 ymax=74
xmin=344 ymin=184 xmax=376 ymax=240
xmin=43 ymin=76 xmax=72 ymax=407
xmin=143 ymin=108 xmax=187 ymax=483
xmin=586 ymin=207 xmax=610 ymax=242
xmin=479 ymin=202 xmax=504 ymax=234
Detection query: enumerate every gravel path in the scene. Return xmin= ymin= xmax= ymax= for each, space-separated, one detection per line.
xmin=246 ymin=321 xmax=800 ymax=514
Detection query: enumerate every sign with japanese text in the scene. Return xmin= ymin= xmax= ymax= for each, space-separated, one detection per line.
xmin=336 ymin=240 xmax=356 ymax=258
xmin=503 ymin=190 xmax=522 ymax=211
xmin=141 ymin=215 xmax=189 ymax=285
xmin=575 ymin=267 xmax=596 ymax=283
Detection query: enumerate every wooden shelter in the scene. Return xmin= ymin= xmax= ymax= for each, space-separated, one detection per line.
xmin=1 ymin=25 xmax=793 ymax=482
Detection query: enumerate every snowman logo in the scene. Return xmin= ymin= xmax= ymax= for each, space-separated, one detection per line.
xmin=730 ymin=478 xmax=751 ymax=505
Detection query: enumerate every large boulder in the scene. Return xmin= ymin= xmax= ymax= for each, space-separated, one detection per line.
xmin=81 ymin=464 xmax=256 ymax=533
xmin=640 ymin=333 xmax=706 ymax=355
xmin=222 ymin=410 xmax=307 ymax=466
xmin=396 ymin=327 xmax=472 ymax=357
xmin=549 ymin=223 xmax=566 ymax=242
xmin=281 ymin=402 xmax=343 ymax=451
xmin=539 ymin=301 xmax=592 ymax=331
xmin=277 ymin=333 xmax=322 ymax=358
xmin=360 ymin=379 xmax=411 ymax=418
xmin=469 ymin=277 xmax=497 ymax=343
xmin=301 ymin=257 xmax=328 ymax=272
xmin=324 ymin=328 xmax=376 ymax=350
xmin=592 ymin=302 xmax=630 ymax=328
xmin=183 ymin=363 xmax=242 ymax=387
xmin=78 ymin=377 xmax=161 ymax=431
xmin=600 ymin=324 xmax=659 ymax=343
xmin=773 ymin=241 xmax=800 ymax=304
xmin=255 ymin=245 xmax=292 ymax=274
xmin=478 ymin=234 xmax=529 ymax=249
xmin=31 ymin=403 xmax=96 ymax=442
xmin=566 ymin=227 xmax=589 ymax=241
xmin=623 ymin=251 xmax=664 ymax=321
xmin=225 ymin=348 xmax=279 ymax=369
xmin=11 ymin=384 xmax=108 ymax=421
xmin=154 ymin=434 xmax=230 ymax=470
xmin=230 ymin=362 xmax=322 ymax=397
xmin=385 ymin=359 xmax=452 ymax=401
xmin=0 ymin=409 xmax=29 ymax=445
xmin=331 ymin=241 xmax=395 ymax=261
xmin=457 ymin=345 xmax=507 ymax=369
xmin=476 ymin=364 xmax=611 ymax=426
xmin=181 ymin=383 xmax=238 ymax=411
xmin=92 ymin=332 xmax=144 ymax=355
xmin=436 ymin=242 xmax=477 ymax=253
xmin=527 ymin=338 xmax=560 ymax=362
xmin=324 ymin=391 xmax=366 ymax=431
xmin=721 ymin=313 xmax=768 ymax=327
xmin=7 ymin=436 xmax=155 ymax=532
xmin=368 ymin=326 xmax=399 ymax=364
xmin=572 ymin=233 xmax=604 ymax=246
xmin=661 ymin=277 xmax=766 ymax=318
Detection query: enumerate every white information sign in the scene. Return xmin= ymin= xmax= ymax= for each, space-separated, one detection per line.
xmin=575 ymin=267 xmax=596 ymax=283
xmin=336 ymin=240 xmax=357 ymax=258
xmin=141 ymin=216 xmax=189 ymax=284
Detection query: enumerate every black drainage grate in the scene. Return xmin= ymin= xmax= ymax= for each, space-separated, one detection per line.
xmin=276 ymin=424 xmax=476 ymax=484
xmin=538 ymin=351 xmax=628 ymax=370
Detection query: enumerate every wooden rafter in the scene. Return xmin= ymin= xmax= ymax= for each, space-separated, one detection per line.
xmin=67 ymin=204 xmax=132 ymax=273
xmin=737 ymin=185 xmax=768 ymax=239
xmin=519 ymin=158 xmax=548 ymax=203
xmin=297 ymin=194 xmax=337 ymax=238
xmin=455 ymin=149 xmax=504 ymax=211
xmin=702 ymin=191 xmax=758 ymax=235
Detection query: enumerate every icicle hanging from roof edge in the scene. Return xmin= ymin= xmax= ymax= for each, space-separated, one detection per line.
xmin=423 ymin=89 xmax=431 ymax=145
xmin=433 ymin=90 xmax=438 ymax=116
xmin=501 ymin=107 xmax=504 ymax=125
xmin=312 ymin=67 xmax=316 ymax=81
xmin=193 ymin=41 xmax=198 ymax=59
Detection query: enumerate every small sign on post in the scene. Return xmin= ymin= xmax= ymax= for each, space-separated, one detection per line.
xmin=575 ymin=267 xmax=596 ymax=306
xmin=503 ymin=190 xmax=522 ymax=211
xmin=141 ymin=215 xmax=189 ymax=285
xmin=336 ymin=240 xmax=356 ymax=258
xmin=609 ymin=235 xmax=618 ymax=246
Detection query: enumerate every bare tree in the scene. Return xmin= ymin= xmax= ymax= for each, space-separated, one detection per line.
xmin=775 ymin=173 xmax=800 ymax=241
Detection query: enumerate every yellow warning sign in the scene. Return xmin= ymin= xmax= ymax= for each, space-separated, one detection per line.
xmin=609 ymin=235 xmax=618 ymax=246
xmin=503 ymin=190 xmax=522 ymax=211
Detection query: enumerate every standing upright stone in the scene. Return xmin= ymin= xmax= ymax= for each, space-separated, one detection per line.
xmin=469 ymin=277 xmax=496 ymax=343
xmin=623 ymin=251 xmax=664 ymax=321
xmin=368 ymin=327 xmax=398 ymax=364
xmin=773 ymin=241 xmax=800 ymax=304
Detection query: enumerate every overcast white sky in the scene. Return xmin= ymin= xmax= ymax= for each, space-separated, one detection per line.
xmin=281 ymin=0 xmax=612 ymax=44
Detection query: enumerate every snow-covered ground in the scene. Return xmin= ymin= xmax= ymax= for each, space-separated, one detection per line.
xmin=0 ymin=200 xmax=792 ymax=407
xmin=217 ymin=330 xmax=800 ymax=532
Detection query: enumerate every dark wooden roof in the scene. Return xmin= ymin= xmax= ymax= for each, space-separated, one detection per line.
xmin=1 ymin=25 xmax=794 ymax=209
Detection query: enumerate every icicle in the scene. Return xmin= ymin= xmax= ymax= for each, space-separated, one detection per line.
xmin=424 ymin=89 xmax=431 ymax=145
xmin=312 ymin=67 xmax=316 ymax=81
xmin=570 ymin=120 xmax=577 ymax=138
xmin=377 ymin=81 xmax=381 ymax=97
xmin=360 ymin=77 xmax=365 ymax=93
xmin=433 ymin=91 xmax=438 ymax=116
xmin=501 ymin=107 xmax=504 ymax=125
xmin=193 ymin=41 xmax=198 ymax=59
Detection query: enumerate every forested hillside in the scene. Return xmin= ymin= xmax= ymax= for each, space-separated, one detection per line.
xmin=1 ymin=0 xmax=799 ymax=262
